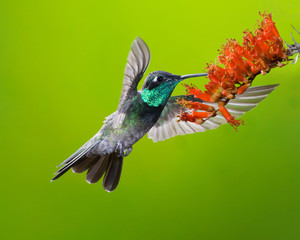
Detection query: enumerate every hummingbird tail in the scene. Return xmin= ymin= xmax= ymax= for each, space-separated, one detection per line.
xmin=52 ymin=151 xmax=123 ymax=192
xmin=102 ymin=152 xmax=123 ymax=192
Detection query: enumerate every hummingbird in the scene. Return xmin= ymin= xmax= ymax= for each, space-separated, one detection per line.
xmin=51 ymin=37 xmax=279 ymax=192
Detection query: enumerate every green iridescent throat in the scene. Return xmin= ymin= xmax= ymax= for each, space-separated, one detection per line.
xmin=141 ymin=81 xmax=179 ymax=107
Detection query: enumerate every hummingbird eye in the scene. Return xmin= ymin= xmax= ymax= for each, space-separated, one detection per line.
xmin=157 ymin=76 xmax=164 ymax=82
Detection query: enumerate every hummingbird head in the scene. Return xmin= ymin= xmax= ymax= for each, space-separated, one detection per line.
xmin=140 ymin=71 xmax=207 ymax=107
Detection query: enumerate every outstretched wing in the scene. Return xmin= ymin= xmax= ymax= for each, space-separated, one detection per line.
xmin=118 ymin=37 xmax=151 ymax=110
xmin=113 ymin=37 xmax=150 ymax=128
xmin=147 ymin=84 xmax=279 ymax=142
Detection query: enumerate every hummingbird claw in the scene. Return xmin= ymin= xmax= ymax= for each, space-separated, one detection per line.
xmin=124 ymin=147 xmax=132 ymax=157
xmin=115 ymin=142 xmax=132 ymax=157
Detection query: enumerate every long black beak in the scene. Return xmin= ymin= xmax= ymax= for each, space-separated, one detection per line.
xmin=180 ymin=73 xmax=208 ymax=80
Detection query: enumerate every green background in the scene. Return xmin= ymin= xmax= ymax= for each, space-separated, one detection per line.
xmin=1 ymin=0 xmax=300 ymax=239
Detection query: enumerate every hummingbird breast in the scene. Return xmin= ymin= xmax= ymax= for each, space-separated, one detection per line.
xmin=101 ymin=93 xmax=165 ymax=152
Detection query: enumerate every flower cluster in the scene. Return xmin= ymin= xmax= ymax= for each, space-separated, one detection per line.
xmin=178 ymin=12 xmax=289 ymax=131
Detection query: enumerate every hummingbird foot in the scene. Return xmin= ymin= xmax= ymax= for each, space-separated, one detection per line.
xmin=124 ymin=147 xmax=132 ymax=157
xmin=115 ymin=142 xmax=132 ymax=157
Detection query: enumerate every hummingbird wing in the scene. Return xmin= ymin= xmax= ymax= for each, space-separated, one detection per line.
xmin=119 ymin=37 xmax=150 ymax=109
xmin=147 ymin=84 xmax=279 ymax=142
xmin=113 ymin=37 xmax=151 ymax=128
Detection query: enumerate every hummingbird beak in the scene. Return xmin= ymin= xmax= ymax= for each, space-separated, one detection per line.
xmin=180 ymin=73 xmax=208 ymax=80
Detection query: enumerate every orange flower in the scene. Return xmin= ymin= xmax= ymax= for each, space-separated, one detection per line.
xmin=179 ymin=11 xmax=289 ymax=130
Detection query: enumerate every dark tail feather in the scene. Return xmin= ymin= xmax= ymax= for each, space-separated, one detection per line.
xmin=103 ymin=153 xmax=123 ymax=192
xmin=51 ymin=146 xmax=94 ymax=181
xmin=72 ymin=155 xmax=98 ymax=173
xmin=51 ymin=155 xmax=88 ymax=181
xmin=52 ymin=151 xmax=123 ymax=192
xmin=86 ymin=155 xmax=109 ymax=184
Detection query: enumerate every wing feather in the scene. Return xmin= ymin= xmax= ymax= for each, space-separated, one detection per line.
xmin=112 ymin=37 xmax=151 ymax=128
xmin=118 ymin=37 xmax=151 ymax=110
xmin=148 ymin=84 xmax=279 ymax=142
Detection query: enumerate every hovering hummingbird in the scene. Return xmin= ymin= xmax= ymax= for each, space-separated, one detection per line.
xmin=52 ymin=37 xmax=278 ymax=192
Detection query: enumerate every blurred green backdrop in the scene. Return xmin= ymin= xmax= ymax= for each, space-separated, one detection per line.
xmin=0 ymin=0 xmax=300 ymax=239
